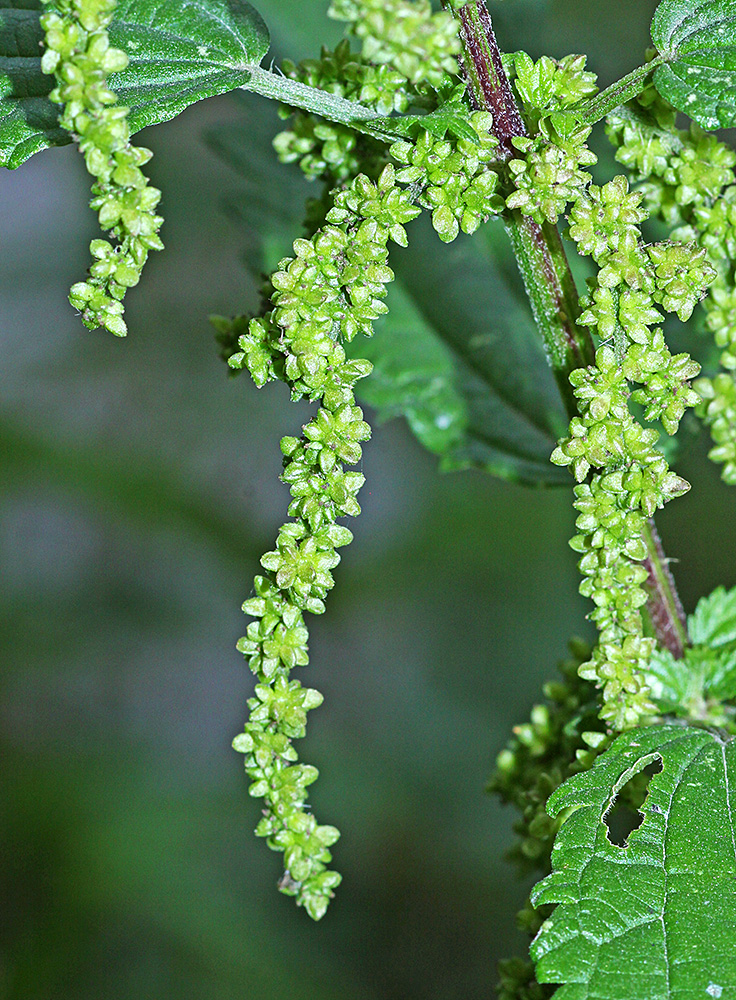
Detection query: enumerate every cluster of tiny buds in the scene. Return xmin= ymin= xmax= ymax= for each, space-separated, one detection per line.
xmin=274 ymin=39 xmax=410 ymax=183
xmin=607 ymin=89 xmax=736 ymax=484
xmin=504 ymin=52 xmax=599 ymax=225
xmin=551 ymin=171 xmax=711 ymax=728
xmin=328 ymin=0 xmax=461 ymax=89
xmin=388 ymin=111 xmax=503 ymax=241
xmin=273 ymin=0 xmax=462 ymax=188
xmin=41 ymin=0 xmax=163 ymax=337
xmin=227 ymin=164 xmax=424 ymax=918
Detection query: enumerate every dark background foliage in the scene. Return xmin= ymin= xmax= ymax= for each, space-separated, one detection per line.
xmin=2 ymin=1 xmax=733 ymax=997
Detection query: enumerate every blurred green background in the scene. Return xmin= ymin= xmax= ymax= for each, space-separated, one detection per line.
xmin=2 ymin=1 xmax=734 ymax=997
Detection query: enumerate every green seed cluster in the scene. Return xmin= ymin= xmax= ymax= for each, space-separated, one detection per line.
xmin=40 ymin=0 xmax=163 ymax=337
xmin=388 ymin=111 xmax=503 ymax=242
xmin=503 ymin=53 xmax=599 ymax=225
xmin=552 ymin=175 xmax=710 ymax=729
xmin=273 ymin=40 xmax=409 ymax=184
xmin=608 ymin=91 xmax=736 ymax=484
xmin=228 ymin=166 xmax=420 ymax=919
xmin=507 ymin=51 xmax=598 ymax=132
xmin=506 ymin=120 xmax=597 ymax=226
xmin=328 ymin=0 xmax=461 ymax=89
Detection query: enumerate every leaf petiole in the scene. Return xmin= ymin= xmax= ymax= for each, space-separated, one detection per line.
xmin=241 ymin=64 xmax=382 ymax=130
xmin=563 ymin=55 xmax=666 ymax=126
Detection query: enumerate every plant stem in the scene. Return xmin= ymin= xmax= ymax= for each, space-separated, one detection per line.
xmin=446 ymin=0 xmax=689 ymax=654
xmin=448 ymin=0 xmax=593 ymax=419
xmin=642 ymin=520 xmax=689 ymax=659
xmin=568 ymin=57 xmax=665 ymax=126
xmin=243 ymin=64 xmax=382 ymax=132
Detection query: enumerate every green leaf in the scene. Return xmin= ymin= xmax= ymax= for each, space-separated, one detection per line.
xmin=644 ymin=645 xmax=736 ymax=725
xmin=689 ymin=584 xmax=736 ymax=647
xmin=0 ymin=0 xmax=269 ymax=169
xmin=383 ymin=216 xmax=569 ymax=485
xmin=531 ymin=724 xmax=736 ymax=1000
xmin=205 ymin=93 xmax=311 ymax=275
xmin=652 ymin=0 xmax=736 ymax=128
xmin=348 ymin=280 xmax=469 ymax=460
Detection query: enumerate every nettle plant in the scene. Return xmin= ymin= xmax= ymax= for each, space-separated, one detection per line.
xmin=4 ymin=0 xmax=736 ymax=994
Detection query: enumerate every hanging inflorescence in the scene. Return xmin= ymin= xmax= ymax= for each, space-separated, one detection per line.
xmin=225 ymin=165 xmax=420 ymax=919
xmin=553 ymin=174 xmax=712 ymax=729
xmin=216 ymin=0 xmax=518 ymax=919
xmin=504 ymin=55 xmax=714 ymax=729
xmin=40 ymin=0 xmax=163 ymax=337
xmin=607 ymin=86 xmax=736 ymax=485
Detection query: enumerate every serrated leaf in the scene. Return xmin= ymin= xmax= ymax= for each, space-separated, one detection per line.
xmin=531 ymin=725 xmax=736 ymax=1000
xmin=645 ymin=644 xmax=736 ymax=724
xmin=689 ymin=584 xmax=736 ymax=648
xmin=0 ymin=0 xmax=269 ymax=169
xmin=652 ymin=0 xmax=736 ymax=128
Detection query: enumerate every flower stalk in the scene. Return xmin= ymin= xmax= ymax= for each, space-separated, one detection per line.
xmin=446 ymin=0 xmax=689 ymax=661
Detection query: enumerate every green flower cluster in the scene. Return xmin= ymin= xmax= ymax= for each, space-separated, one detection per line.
xmin=497 ymin=958 xmax=551 ymax=1000
xmin=273 ymin=40 xmax=409 ymax=183
xmin=502 ymin=53 xmax=598 ymax=225
xmin=328 ymin=0 xmax=461 ymax=89
xmin=506 ymin=119 xmax=596 ymax=226
xmin=608 ymin=92 xmax=736 ymax=484
xmin=553 ymin=175 xmax=709 ymax=728
xmin=40 ymin=0 xmax=163 ymax=337
xmin=228 ymin=165 xmax=420 ymax=919
xmin=606 ymin=86 xmax=679 ymax=183
xmin=696 ymin=372 xmax=736 ymax=484
xmin=273 ymin=0 xmax=465 ymax=191
xmin=489 ymin=641 xmax=602 ymax=875
xmin=506 ymin=51 xmax=598 ymax=132
xmin=553 ymin=354 xmax=661 ymax=728
xmin=388 ymin=111 xmax=503 ymax=241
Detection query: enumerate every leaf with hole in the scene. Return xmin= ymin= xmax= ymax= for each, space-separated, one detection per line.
xmin=0 ymin=0 xmax=269 ymax=168
xmin=652 ymin=0 xmax=736 ymax=128
xmin=531 ymin=724 xmax=736 ymax=999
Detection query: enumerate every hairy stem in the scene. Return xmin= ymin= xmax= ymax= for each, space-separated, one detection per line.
xmin=447 ymin=0 xmax=689 ymax=655
xmin=448 ymin=0 xmax=593 ymax=418
xmin=243 ymin=64 xmax=382 ymax=131
xmin=642 ymin=520 xmax=689 ymax=658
